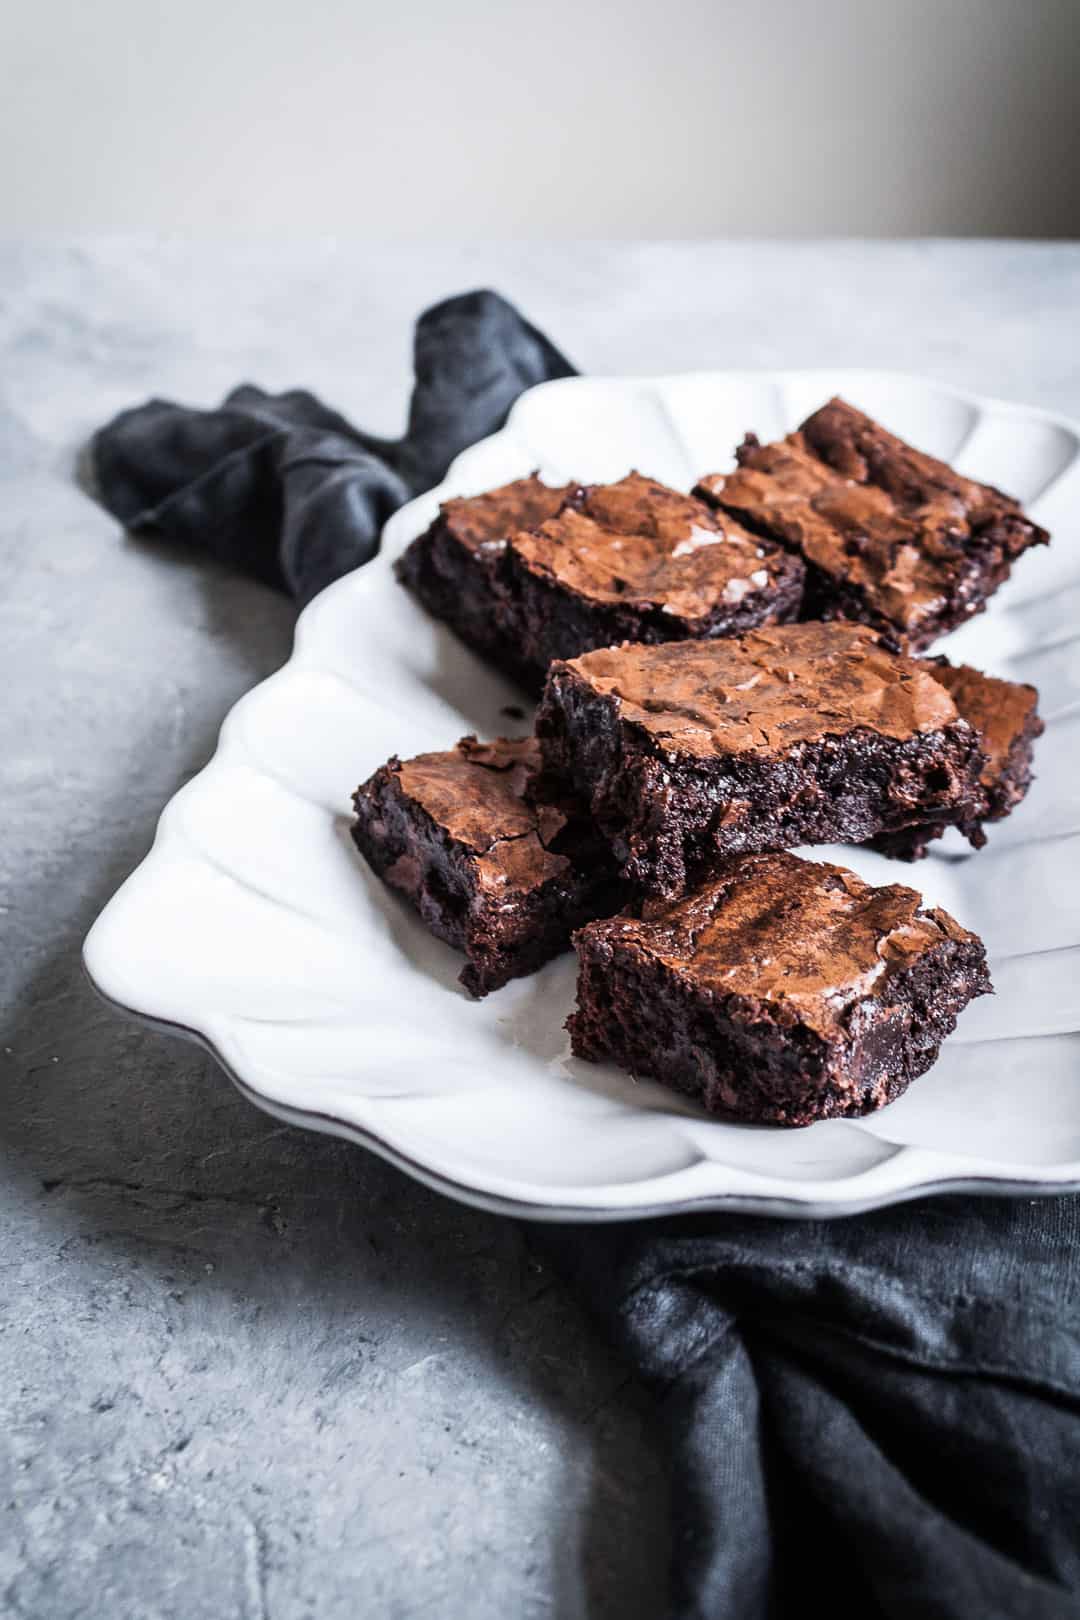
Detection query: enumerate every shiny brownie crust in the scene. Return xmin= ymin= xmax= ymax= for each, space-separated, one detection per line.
xmin=395 ymin=474 xmax=573 ymax=691
xmin=397 ymin=472 xmax=804 ymax=695
xmin=568 ymin=852 xmax=991 ymax=1126
xmin=536 ymin=625 xmax=985 ymax=897
xmin=351 ymin=735 xmax=622 ymax=997
xmin=497 ymin=474 xmax=804 ymax=691
xmin=695 ymin=396 xmax=1048 ymax=650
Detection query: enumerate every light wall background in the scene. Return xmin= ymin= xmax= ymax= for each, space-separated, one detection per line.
xmin=4 ymin=0 xmax=1079 ymax=237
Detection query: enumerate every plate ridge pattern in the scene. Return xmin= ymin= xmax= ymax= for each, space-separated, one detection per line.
xmin=83 ymin=371 xmax=1080 ymax=1220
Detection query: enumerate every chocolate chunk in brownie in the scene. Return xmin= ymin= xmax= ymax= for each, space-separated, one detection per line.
xmin=694 ymin=396 xmax=1048 ymax=649
xmin=351 ymin=734 xmax=623 ymax=997
xmin=568 ymin=851 xmax=991 ymax=1126
xmin=498 ymin=472 xmax=805 ymax=689
xmin=536 ymin=622 xmax=986 ymax=897
xmin=398 ymin=470 xmax=805 ymax=694
xmin=395 ymin=474 xmax=574 ymax=688
xmin=870 ymin=659 xmax=1043 ymax=859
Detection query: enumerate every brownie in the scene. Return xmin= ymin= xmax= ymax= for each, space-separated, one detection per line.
xmin=398 ymin=471 xmax=804 ymax=694
xmin=568 ymin=851 xmax=991 ymax=1126
xmin=351 ymin=735 xmax=622 ymax=997
xmin=694 ymin=396 xmax=1048 ymax=650
xmin=536 ymin=622 xmax=986 ymax=897
xmin=395 ymin=474 xmax=574 ymax=688
xmin=497 ymin=472 xmax=804 ymax=690
xmin=870 ymin=659 xmax=1043 ymax=860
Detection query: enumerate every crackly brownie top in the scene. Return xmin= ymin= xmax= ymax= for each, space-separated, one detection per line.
xmin=557 ymin=621 xmax=963 ymax=759
xmin=928 ymin=661 xmax=1041 ymax=790
xmin=696 ymin=397 xmax=1045 ymax=636
xmin=592 ymin=851 xmax=979 ymax=1040
xmin=508 ymin=472 xmax=799 ymax=618
xmin=394 ymin=735 xmax=574 ymax=892
xmin=439 ymin=474 xmax=573 ymax=555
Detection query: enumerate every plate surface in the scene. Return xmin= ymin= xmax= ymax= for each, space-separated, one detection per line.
xmin=84 ymin=370 xmax=1080 ymax=1220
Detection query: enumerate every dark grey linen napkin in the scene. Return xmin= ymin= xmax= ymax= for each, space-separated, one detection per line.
xmin=90 ymin=289 xmax=575 ymax=605
xmin=535 ymin=1200 xmax=1080 ymax=1619
xmin=89 ymin=292 xmax=1080 ymax=1619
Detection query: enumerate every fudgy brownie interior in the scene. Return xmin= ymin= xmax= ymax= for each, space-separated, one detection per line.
xmin=569 ymin=851 xmax=991 ymax=1125
xmin=395 ymin=474 xmax=574 ymax=688
xmin=352 ymin=734 xmax=623 ymax=996
xmin=499 ymin=472 xmax=804 ymax=687
xmin=398 ymin=470 xmax=805 ymax=693
xmin=870 ymin=659 xmax=1043 ymax=859
xmin=537 ymin=622 xmax=986 ymax=896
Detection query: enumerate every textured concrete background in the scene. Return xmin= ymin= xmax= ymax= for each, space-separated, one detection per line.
xmin=2 ymin=240 xmax=1079 ymax=1618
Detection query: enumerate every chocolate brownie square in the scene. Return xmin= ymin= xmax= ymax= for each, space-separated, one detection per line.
xmin=398 ymin=471 xmax=804 ymax=694
xmin=395 ymin=474 xmax=574 ymax=688
xmin=568 ymin=851 xmax=991 ymax=1125
xmin=695 ymin=396 xmax=1048 ymax=650
xmin=536 ymin=622 xmax=985 ymax=897
xmin=351 ymin=735 xmax=622 ymax=997
xmin=498 ymin=472 xmax=804 ymax=690
xmin=870 ymin=659 xmax=1043 ymax=860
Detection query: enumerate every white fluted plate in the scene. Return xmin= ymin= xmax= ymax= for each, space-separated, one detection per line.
xmin=84 ymin=370 xmax=1080 ymax=1220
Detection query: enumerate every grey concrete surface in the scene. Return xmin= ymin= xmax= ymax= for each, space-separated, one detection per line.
xmin=1 ymin=240 xmax=1078 ymax=1619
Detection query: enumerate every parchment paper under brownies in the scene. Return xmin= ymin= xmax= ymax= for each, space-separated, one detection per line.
xmin=569 ymin=851 xmax=991 ymax=1125
xmin=695 ymin=397 xmax=1048 ymax=649
xmin=398 ymin=472 xmax=804 ymax=692
xmin=536 ymin=622 xmax=986 ymax=897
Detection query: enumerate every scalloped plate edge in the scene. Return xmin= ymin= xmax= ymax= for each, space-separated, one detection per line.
xmin=83 ymin=368 xmax=1080 ymax=1221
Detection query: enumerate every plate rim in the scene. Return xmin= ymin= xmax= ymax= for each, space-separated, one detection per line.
xmin=78 ymin=966 xmax=1080 ymax=1222
xmin=83 ymin=365 xmax=1080 ymax=1223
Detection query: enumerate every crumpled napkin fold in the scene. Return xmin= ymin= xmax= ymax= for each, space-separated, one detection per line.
xmin=90 ymin=288 xmax=575 ymax=603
